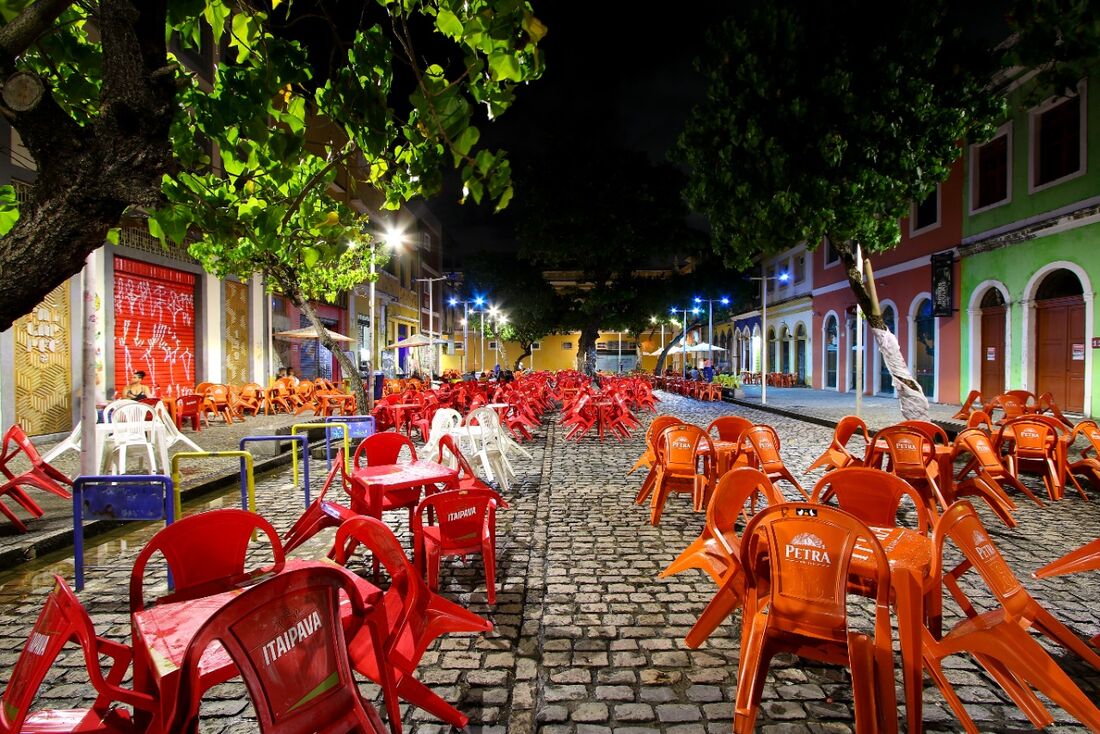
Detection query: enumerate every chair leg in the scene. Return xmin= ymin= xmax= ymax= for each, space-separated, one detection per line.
xmin=733 ymin=615 xmax=773 ymax=734
xmin=483 ymin=544 xmax=496 ymax=605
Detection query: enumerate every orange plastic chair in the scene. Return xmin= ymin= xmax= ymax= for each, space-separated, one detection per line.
xmin=1067 ymin=419 xmax=1100 ymax=498
xmin=165 ymin=566 xmax=388 ymax=733
xmin=897 ymin=419 xmax=950 ymax=446
xmin=627 ymin=415 xmax=680 ymax=480
xmin=706 ymin=415 xmax=754 ymax=443
xmin=0 ymin=425 xmax=73 ymax=532
xmin=995 ymin=417 xmax=1063 ymax=501
xmin=1004 ymin=389 xmax=1038 ymax=409
xmin=966 ymin=409 xmax=994 ymax=431
xmin=810 ymin=466 xmax=931 ymax=535
xmin=735 ymin=424 xmax=808 ymax=500
xmin=985 ymin=393 xmax=1026 ymax=424
xmin=334 ymin=516 xmax=492 ymax=730
xmin=804 ymin=415 xmax=870 ymax=475
xmin=1036 ymin=391 xmax=1075 ymax=428
xmin=129 ymin=508 xmax=286 ymax=613
xmin=660 ymin=467 xmax=786 ymax=584
xmin=233 ymin=383 xmax=265 ymax=416
xmin=413 ymin=487 xmax=509 ymax=604
xmin=952 ymin=389 xmax=982 ymax=420
xmin=922 ymin=502 xmax=1100 ymax=733
xmin=870 ymin=426 xmax=946 ymax=515
xmin=952 ymin=427 xmax=1044 ymax=520
xmin=734 ymin=503 xmax=898 ymax=733
xmin=647 ymin=424 xmax=716 ymax=525
xmin=0 ymin=575 xmax=155 ymax=733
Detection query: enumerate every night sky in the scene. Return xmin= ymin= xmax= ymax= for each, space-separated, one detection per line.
xmin=428 ymin=2 xmax=730 ymax=265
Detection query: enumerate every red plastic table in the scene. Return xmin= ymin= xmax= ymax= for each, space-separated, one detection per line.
xmin=351 ymin=460 xmax=459 ymax=519
xmin=130 ymin=558 xmax=397 ymax=732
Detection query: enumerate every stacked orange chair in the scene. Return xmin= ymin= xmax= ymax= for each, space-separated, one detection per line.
xmin=646 ymin=424 xmax=716 ymax=526
xmin=804 ymin=415 xmax=870 ymax=474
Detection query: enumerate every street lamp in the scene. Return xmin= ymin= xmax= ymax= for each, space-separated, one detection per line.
xmin=415 ymin=274 xmax=447 ymax=378
xmin=746 ymin=270 xmax=789 ymax=404
xmin=693 ymin=295 xmax=730 ymax=373
xmin=360 ymin=224 xmax=404 ymax=407
xmin=669 ymin=305 xmax=702 ymax=378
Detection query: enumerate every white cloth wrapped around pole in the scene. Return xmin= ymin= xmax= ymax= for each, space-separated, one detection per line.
xmin=871 ymin=327 xmax=930 ymax=420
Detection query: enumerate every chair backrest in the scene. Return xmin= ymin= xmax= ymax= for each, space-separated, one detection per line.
xmin=833 ymin=415 xmax=871 ymax=451
xmin=656 ymin=424 xmax=713 ymax=474
xmin=990 ymin=394 xmax=1026 ymax=421
xmin=931 ymin=502 xmax=1030 ymax=618
xmin=102 ymin=398 xmax=141 ymax=422
xmin=897 ymin=420 xmax=949 ymax=446
xmin=999 ymin=417 xmax=1054 ymax=458
xmin=436 ymin=434 xmax=482 ymax=486
xmin=706 ymin=416 xmax=754 ymax=443
xmin=966 ymin=410 xmax=993 ymax=430
xmin=152 ymin=401 xmax=186 ymax=441
xmin=352 ymin=431 xmax=417 ymax=469
xmin=706 ymin=468 xmax=786 ymax=557
xmin=958 ymin=389 xmax=981 ymax=413
xmin=740 ymin=424 xmax=786 ymax=472
xmin=107 ymin=402 xmax=154 ymax=424
xmin=646 ymin=416 xmax=681 ymax=450
xmin=429 ymin=408 xmax=463 ymax=441
xmin=168 ymin=566 xmax=379 ymax=733
xmin=1070 ymin=420 xmax=1100 ymax=456
xmin=741 ymin=503 xmax=892 ymax=643
xmin=177 ymin=393 xmax=204 ymax=413
xmin=195 ymin=382 xmax=214 ymax=395
xmin=953 ymin=428 xmax=1007 ymax=474
xmin=129 ymin=509 xmax=285 ymax=612
xmin=873 ymin=426 xmax=934 ymax=477
xmin=0 ymin=576 xmax=128 ymax=732
xmin=413 ymin=488 xmax=508 ymax=554
xmin=811 ymin=466 xmax=931 ymax=534
xmin=0 ymin=424 xmax=46 ymax=470
xmin=1004 ymin=389 xmax=1037 ymax=408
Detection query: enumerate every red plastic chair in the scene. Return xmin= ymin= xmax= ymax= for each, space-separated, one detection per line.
xmin=0 ymin=425 xmax=73 ymax=532
xmin=436 ymin=434 xmax=491 ymax=492
xmin=810 ymin=466 xmax=932 ymax=535
xmin=282 ymin=451 xmax=358 ymax=556
xmin=165 ymin=566 xmax=387 ymax=733
xmin=735 ymin=424 xmax=808 ymax=500
xmin=1067 ymin=419 xmax=1100 ymax=498
xmin=348 ymin=432 xmax=422 ymax=525
xmin=413 ymin=488 xmax=509 ymax=604
xmin=734 ymin=503 xmax=897 ymax=733
xmin=647 ymin=424 xmax=716 ymax=526
xmin=922 ymin=502 xmax=1100 ymax=733
xmin=175 ymin=393 xmax=205 ymax=430
xmin=129 ymin=508 xmax=285 ymax=612
xmin=0 ymin=575 xmax=155 ymax=733
xmin=334 ymin=516 xmax=492 ymax=730
xmin=804 ymin=415 xmax=870 ymax=475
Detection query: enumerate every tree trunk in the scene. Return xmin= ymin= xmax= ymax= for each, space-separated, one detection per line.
xmin=0 ymin=0 xmax=177 ymax=331
xmin=831 ymin=237 xmax=930 ymax=420
xmin=297 ymin=298 xmax=368 ymax=415
xmin=654 ymin=319 xmax=701 ymax=375
xmin=577 ymin=320 xmax=600 ymax=376
xmin=514 ymin=342 xmax=532 ymax=371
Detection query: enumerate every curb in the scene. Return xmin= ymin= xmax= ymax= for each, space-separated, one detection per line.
xmin=716 ymin=394 xmax=964 ymax=438
xmin=1 ymin=425 xmax=338 ymax=570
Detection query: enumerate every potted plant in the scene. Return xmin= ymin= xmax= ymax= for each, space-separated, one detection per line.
xmin=715 ymin=373 xmax=744 ymax=399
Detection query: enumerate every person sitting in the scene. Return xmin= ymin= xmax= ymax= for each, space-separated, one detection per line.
xmin=276 ymin=367 xmax=287 ymax=380
xmin=286 ymin=367 xmax=300 ymax=386
xmin=702 ymin=361 xmax=716 ymax=383
xmin=689 ymin=365 xmax=700 ymax=381
xmin=122 ymin=370 xmax=149 ymax=400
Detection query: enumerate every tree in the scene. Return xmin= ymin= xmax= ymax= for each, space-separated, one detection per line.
xmin=462 ymin=252 xmax=562 ymax=370
xmin=515 ymin=142 xmax=703 ymax=375
xmin=0 ymin=0 xmax=546 ymax=351
xmin=675 ymin=0 xmax=1010 ymax=418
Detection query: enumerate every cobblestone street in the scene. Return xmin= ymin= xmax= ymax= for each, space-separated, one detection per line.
xmin=2 ymin=392 xmax=1099 ymax=733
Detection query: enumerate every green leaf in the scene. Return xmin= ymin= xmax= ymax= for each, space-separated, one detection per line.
xmin=436 ymin=9 xmax=463 ymax=38
xmin=303 ymin=246 xmax=321 ymax=267
xmin=487 ymin=52 xmax=521 ymax=82
xmin=105 ymin=227 xmax=120 ymax=245
xmin=453 ymin=125 xmax=479 ymax=157
xmin=522 ymin=12 xmax=548 ymax=43
xmin=203 ymin=1 xmax=230 ymax=45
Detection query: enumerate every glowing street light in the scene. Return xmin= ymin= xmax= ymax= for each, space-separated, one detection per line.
xmin=746 ymin=270 xmax=790 ymax=404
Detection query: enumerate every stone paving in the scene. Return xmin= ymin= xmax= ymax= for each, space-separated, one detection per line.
xmin=731 ymin=386 xmax=965 ymax=432
xmin=1 ymin=391 xmax=1099 ymax=732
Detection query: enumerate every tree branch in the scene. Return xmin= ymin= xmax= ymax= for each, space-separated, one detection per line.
xmin=0 ymin=0 xmax=76 ymax=72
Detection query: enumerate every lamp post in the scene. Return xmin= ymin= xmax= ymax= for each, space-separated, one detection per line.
xmin=669 ymin=305 xmax=702 ymax=377
xmin=693 ymin=295 xmax=730 ymax=372
xmin=415 ymin=274 xmax=447 ymax=378
xmin=364 ymin=225 xmax=404 ymax=407
xmin=448 ymin=297 xmax=472 ymax=374
xmin=746 ymin=270 xmax=789 ymax=404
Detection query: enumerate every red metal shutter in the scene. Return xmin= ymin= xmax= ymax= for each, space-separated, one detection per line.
xmin=113 ymin=257 xmax=197 ymax=397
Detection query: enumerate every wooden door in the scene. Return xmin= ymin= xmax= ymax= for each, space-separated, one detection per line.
xmin=980 ymin=306 xmax=1005 ymax=397
xmin=1036 ymin=296 xmax=1085 ymax=411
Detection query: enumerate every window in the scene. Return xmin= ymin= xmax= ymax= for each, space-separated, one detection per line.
xmin=824 ymin=315 xmax=838 ymax=389
xmin=823 ymin=239 xmax=839 ymax=266
xmin=561 ymin=341 xmax=573 ymax=350
xmin=766 ymin=266 xmax=776 ymax=292
xmin=488 ymin=341 xmax=498 ymax=350
xmin=972 ymin=128 xmax=1010 ymax=210
xmin=531 ymin=341 xmax=541 ymax=351
xmin=911 ymin=186 xmax=940 ymax=233
xmin=914 ymin=298 xmax=936 ymax=397
xmin=793 ymin=255 xmax=806 ymax=283
xmin=1032 ymin=90 xmax=1084 ymax=189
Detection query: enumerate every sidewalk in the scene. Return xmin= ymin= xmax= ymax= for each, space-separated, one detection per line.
xmin=1 ymin=413 xmax=329 ymax=568
xmin=723 ymin=384 xmax=966 ymax=432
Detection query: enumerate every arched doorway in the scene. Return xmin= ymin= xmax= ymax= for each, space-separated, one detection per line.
xmin=980 ymin=288 xmax=1007 ymax=397
xmin=848 ymin=313 xmax=862 ymax=392
xmin=913 ymin=298 xmax=936 ymax=398
xmin=779 ymin=325 xmax=791 ymax=374
xmin=1035 ymin=269 xmax=1085 ymax=411
xmin=767 ymin=327 xmax=778 ymax=373
xmin=877 ymin=305 xmax=896 ymax=396
xmin=795 ymin=323 xmax=807 ymax=384
xmin=824 ymin=315 xmax=838 ymax=389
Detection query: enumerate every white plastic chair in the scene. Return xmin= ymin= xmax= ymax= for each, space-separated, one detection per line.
xmin=465 ymin=407 xmax=517 ymax=490
xmin=153 ymin=400 xmax=200 ymax=461
xmin=423 ymin=408 xmax=462 ymax=463
xmin=101 ymin=402 xmax=157 ymax=475
xmin=42 ymin=421 xmax=82 ymax=464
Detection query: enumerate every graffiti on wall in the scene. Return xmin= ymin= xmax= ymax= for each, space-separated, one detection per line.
xmin=15 ymin=284 xmax=71 ymax=435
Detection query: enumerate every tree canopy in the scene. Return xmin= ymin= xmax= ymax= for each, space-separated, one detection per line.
xmin=0 ymin=0 xmax=545 ymax=338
